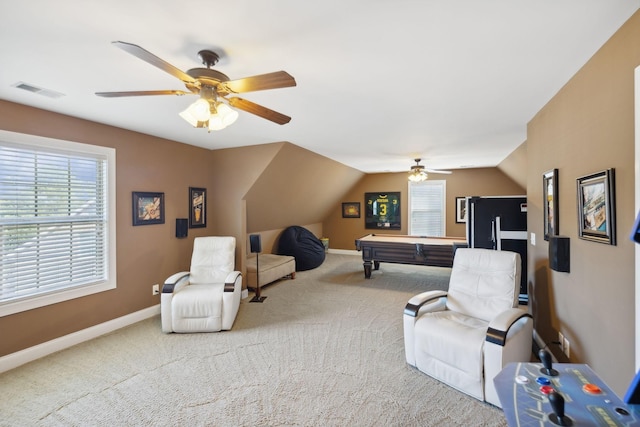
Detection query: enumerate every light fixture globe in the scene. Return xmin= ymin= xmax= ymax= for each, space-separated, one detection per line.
xmin=408 ymin=158 xmax=428 ymax=182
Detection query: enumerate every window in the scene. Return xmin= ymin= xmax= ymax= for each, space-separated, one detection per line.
xmin=0 ymin=130 xmax=116 ymax=317
xmin=409 ymin=180 xmax=445 ymax=236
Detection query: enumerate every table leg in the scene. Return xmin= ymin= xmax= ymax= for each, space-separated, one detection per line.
xmin=374 ymin=260 xmax=380 ymax=270
xmin=363 ymin=261 xmax=372 ymax=279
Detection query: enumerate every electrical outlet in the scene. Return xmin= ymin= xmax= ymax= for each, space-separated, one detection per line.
xmin=531 ymin=232 xmax=536 ymax=246
xmin=152 ymin=284 xmax=160 ymax=295
xmin=558 ymin=332 xmax=565 ymax=353
xmin=563 ymin=336 xmax=570 ymax=358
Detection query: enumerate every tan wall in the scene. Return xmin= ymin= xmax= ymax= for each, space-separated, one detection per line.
xmin=526 ymin=10 xmax=640 ymax=394
xmin=0 ymin=102 xmax=363 ymax=357
xmin=322 ymin=168 xmax=524 ymax=250
xmin=0 ymin=101 xmax=217 ymax=356
xmin=498 ymin=141 xmax=527 ymax=189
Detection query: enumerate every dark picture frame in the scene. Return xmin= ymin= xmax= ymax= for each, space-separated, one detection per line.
xmin=543 ymin=169 xmax=559 ymax=241
xmin=364 ymin=192 xmax=401 ymax=229
xmin=189 ymin=187 xmax=206 ymax=228
xmin=342 ymin=202 xmax=361 ymax=218
xmin=577 ymin=168 xmax=616 ymax=245
xmin=455 ymin=197 xmax=467 ymax=223
xmin=132 ymin=191 xmax=165 ymax=226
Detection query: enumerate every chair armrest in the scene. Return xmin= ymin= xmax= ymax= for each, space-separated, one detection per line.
xmin=403 ymin=290 xmax=448 ymax=317
xmin=162 ymin=272 xmax=190 ymax=294
xmin=486 ymin=308 xmax=533 ymax=346
xmin=224 ymin=271 xmax=242 ymax=292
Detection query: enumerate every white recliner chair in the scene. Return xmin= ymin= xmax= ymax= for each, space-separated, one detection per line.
xmin=403 ymin=248 xmax=532 ymax=407
xmin=161 ymin=236 xmax=242 ymax=333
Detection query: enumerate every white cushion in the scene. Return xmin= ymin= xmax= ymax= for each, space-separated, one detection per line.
xmin=171 ymin=284 xmax=223 ymax=332
xmin=190 ymin=236 xmax=235 ymax=284
xmin=414 ymin=311 xmax=487 ymax=400
xmin=446 ymin=248 xmax=520 ymax=322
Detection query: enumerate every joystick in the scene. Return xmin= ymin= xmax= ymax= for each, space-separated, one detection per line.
xmin=548 ymin=391 xmax=572 ymax=426
xmin=539 ymin=349 xmax=559 ymax=376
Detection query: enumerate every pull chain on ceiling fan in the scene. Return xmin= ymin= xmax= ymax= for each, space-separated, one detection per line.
xmin=95 ymin=41 xmax=296 ymax=132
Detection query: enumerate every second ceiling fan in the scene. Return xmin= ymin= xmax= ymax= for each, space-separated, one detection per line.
xmin=96 ymin=41 xmax=296 ymax=131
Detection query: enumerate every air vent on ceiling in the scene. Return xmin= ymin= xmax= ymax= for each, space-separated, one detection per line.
xmin=12 ymin=82 xmax=65 ymax=99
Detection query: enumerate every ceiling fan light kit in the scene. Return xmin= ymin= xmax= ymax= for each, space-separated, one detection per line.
xmin=96 ymin=41 xmax=296 ymax=132
xmin=407 ymin=158 xmax=452 ymax=182
xmin=408 ymin=158 xmax=428 ymax=182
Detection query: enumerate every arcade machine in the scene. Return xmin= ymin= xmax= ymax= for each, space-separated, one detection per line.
xmin=492 ymin=213 xmax=640 ymax=425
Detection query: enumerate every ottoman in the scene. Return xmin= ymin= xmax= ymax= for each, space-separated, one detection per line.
xmin=246 ymin=253 xmax=296 ymax=289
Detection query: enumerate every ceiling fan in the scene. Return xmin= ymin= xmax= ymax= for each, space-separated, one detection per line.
xmin=96 ymin=41 xmax=296 ymax=131
xmin=408 ymin=158 xmax=452 ymax=182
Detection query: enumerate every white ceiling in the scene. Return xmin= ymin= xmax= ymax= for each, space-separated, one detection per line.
xmin=1 ymin=1 xmax=638 ymax=173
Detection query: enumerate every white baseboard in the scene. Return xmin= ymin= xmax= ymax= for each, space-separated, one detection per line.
xmin=241 ymin=289 xmax=249 ymax=299
xmin=327 ymin=248 xmax=360 ymax=255
xmin=0 ymin=304 xmax=161 ymax=374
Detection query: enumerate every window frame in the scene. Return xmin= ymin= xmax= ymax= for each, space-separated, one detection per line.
xmin=408 ymin=180 xmax=446 ymax=236
xmin=0 ymin=130 xmax=117 ymax=317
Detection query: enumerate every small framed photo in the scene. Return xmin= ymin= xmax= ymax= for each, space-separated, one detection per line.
xmin=189 ymin=187 xmax=206 ymax=228
xmin=132 ymin=191 xmax=165 ymax=226
xmin=577 ymin=169 xmax=616 ymax=245
xmin=342 ymin=202 xmax=361 ymax=218
xmin=543 ymin=169 xmax=559 ymax=241
xmin=455 ymin=197 xmax=467 ymax=223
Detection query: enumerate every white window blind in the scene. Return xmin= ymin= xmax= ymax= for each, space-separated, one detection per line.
xmin=0 ymin=131 xmax=116 ymax=316
xmin=409 ymin=180 xmax=445 ymax=236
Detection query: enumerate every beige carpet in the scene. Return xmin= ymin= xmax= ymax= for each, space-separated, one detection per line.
xmin=0 ymin=253 xmax=507 ymax=426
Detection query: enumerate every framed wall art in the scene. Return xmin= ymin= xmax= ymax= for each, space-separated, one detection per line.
xmin=543 ymin=169 xmax=559 ymax=241
xmin=364 ymin=192 xmax=400 ymax=229
xmin=132 ymin=191 xmax=165 ymax=226
xmin=342 ymin=202 xmax=361 ymax=218
xmin=455 ymin=197 xmax=467 ymax=223
xmin=189 ymin=187 xmax=207 ymax=228
xmin=577 ymin=168 xmax=616 ymax=245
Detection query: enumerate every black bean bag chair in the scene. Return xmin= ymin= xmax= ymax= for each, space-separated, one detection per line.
xmin=277 ymin=226 xmax=326 ymax=271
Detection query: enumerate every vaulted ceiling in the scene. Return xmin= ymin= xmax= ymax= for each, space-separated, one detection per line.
xmin=1 ymin=1 xmax=638 ymax=173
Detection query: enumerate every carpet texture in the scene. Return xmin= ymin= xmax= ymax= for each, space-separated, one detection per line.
xmin=0 ymin=253 xmax=507 ymax=426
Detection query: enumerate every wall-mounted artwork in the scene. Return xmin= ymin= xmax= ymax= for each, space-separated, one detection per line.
xmin=577 ymin=168 xmax=616 ymax=245
xmin=189 ymin=187 xmax=206 ymax=228
xmin=364 ymin=192 xmax=400 ymax=229
xmin=342 ymin=202 xmax=361 ymax=218
xmin=455 ymin=197 xmax=467 ymax=223
xmin=543 ymin=169 xmax=559 ymax=241
xmin=132 ymin=191 xmax=165 ymax=226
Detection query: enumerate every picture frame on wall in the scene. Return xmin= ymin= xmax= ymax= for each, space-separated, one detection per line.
xmin=342 ymin=202 xmax=361 ymax=218
xmin=455 ymin=197 xmax=467 ymax=223
xmin=577 ymin=168 xmax=616 ymax=245
xmin=189 ymin=187 xmax=206 ymax=228
xmin=364 ymin=192 xmax=401 ymax=229
xmin=543 ymin=169 xmax=559 ymax=241
xmin=132 ymin=191 xmax=165 ymax=226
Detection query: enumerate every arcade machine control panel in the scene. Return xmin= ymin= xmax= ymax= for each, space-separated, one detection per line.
xmin=493 ymin=350 xmax=640 ymax=426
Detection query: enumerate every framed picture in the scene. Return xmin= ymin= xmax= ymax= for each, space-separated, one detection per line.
xmin=342 ymin=202 xmax=361 ymax=218
xmin=577 ymin=169 xmax=616 ymax=245
xmin=543 ymin=169 xmax=559 ymax=241
xmin=189 ymin=187 xmax=206 ymax=228
xmin=365 ymin=192 xmax=401 ymax=229
xmin=132 ymin=191 xmax=165 ymax=226
xmin=455 ymin=197 xmax=467 ymax=223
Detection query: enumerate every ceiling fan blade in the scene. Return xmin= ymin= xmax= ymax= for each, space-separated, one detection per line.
xmin=220 ymin=71 xmax=296 ymax=94
xmin=95 ymin=90 xmax=191 ymax=97
xmin=227 ymin=97 xmax=291 ymax=125
xmin=425 ymin=168 xmax=452 ymax=174
xmin=112 ymin=41 xmax=197 ymax=85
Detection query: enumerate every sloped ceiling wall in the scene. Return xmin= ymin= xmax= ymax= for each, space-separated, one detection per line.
xmin=244 ymin=142 xmax=364 ymax=233
xmin=498 ymin=140 xmax=527 ymax=189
